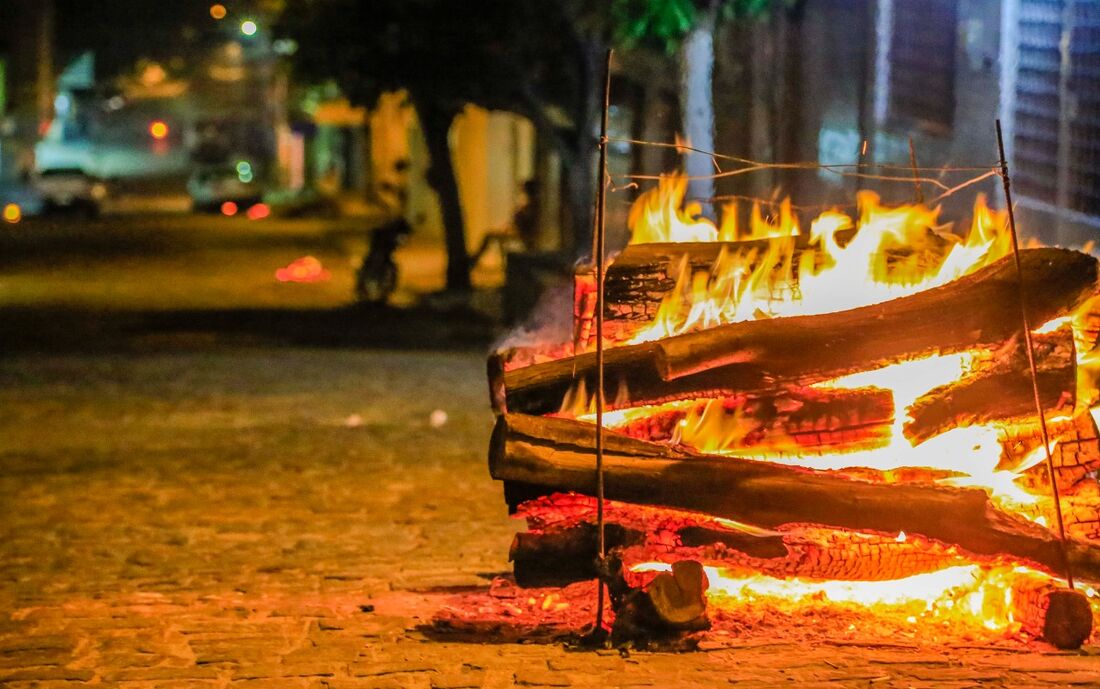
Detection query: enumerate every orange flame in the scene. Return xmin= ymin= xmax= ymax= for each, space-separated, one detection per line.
xmin=629 ymin=178 xmax=1011 ymax=344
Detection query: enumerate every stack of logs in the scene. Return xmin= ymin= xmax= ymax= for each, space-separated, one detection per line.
xmin=488 ymin=246 xmax=1100 ymax=648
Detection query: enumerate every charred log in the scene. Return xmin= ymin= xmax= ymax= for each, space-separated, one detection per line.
xmin=581 ymin=232 xmax=951 ymax=349
xmin=497 ymin=249 xmax=1098 ymax=416
xmin=1011 ymin=578 xmax=1093 ymax=649
xmin=605 ymin=556 xmax=710 ymax=648
xmin=905 ymin=328 xmax=1077 ymax=444
xmin=490 ymin=413 xmax=1100 ymax=583
xmin=609 ymin=386 xmax=895 ymax=455
xmin=509 ymin=505 xmax=965 ymax=586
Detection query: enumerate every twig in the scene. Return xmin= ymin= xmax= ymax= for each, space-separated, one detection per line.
xmin=909 ymin=137 xmax=925 ymax=204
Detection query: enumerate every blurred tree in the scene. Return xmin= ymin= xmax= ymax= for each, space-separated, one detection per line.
xmin=53 ymin=0 xmax=212 ymax=80
xmin=281 ymin=0 xmax=616 ymax=291
xmin=613 ymin=0 xmax=800 ymax=207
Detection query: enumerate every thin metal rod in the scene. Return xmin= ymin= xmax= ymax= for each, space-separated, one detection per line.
xmin=593 ymin=47 xmax=613 ymax=635
xmin=908 ymin=136 xmax=924 ymax=204
xmin=995 ymin=119 xmax=1074 ymax=590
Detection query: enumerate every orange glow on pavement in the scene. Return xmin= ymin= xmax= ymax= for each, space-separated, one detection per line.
xmin=276 ymin=256 xmax=331 ymax=283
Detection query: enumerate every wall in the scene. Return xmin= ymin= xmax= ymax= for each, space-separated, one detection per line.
xmin=774 ymin=0 xmax=1005 ymax=224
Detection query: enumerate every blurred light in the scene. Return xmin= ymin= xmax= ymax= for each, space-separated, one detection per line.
xmin=149 ymin=120 xmax=169 ymax=140
xmin=139 ymin=63 xmax=167 ymax=86
xmin=221 ymin=201 xmax=238 ymax=216
xmin=54 ymin=93 xmax=71 ymax=116
xmin=2 ymin=203 xmax=21 ymax=224
xmin=276 ymin=256 xmax=331 ymax=283
xmin=236 ymin=160 xmax=252 ymax=176
xmin=240 ymin=19 xmax=258 ymax=36
xmin=105 ymin=95 xmax=125 ymax=111
xmin=247 ymin=203 xmax=270 ymax=220
xmin=238 ymin=170 xmax=253 ymax=183
xmin=273 ymin=38 xmax=298 ymax=55
xmin=210 ymin=3 xmax=227 ymax=19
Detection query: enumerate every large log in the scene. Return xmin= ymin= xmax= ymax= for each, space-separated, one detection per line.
xmin=579 ymin=231 xmax=950 ymax=349
xmin=489 ymin=413 xmax=1100 ymax=583
xmin=609 ymin=386 xmax=895 ymax=455
xmin=510 ymin=511 xmax=964 ymax=586
xmin=496 ymin=249 xmax=1098 ymax=416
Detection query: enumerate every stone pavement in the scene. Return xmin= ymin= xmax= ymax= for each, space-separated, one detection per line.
xmin=2 ymin=349 xmax=1099 ymax=688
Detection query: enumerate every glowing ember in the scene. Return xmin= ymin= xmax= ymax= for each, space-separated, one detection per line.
xmin=632 ymin=561 xmax=1063 ymax=633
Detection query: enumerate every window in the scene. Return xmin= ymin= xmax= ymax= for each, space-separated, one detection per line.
xmin=877 ymin=0 xmax=959 ymax=131
xmin=1010 ymin=0 xmax=1100 ymax=217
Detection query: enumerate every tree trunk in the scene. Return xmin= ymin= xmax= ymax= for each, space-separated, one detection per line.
xmin=679 ymin=4 xmax=717 ymax=210
xmin=563 ymin=39 xmax=601 ymax=259
xmin=778 ymin=2 xmax=807 ymax=195
xmin=414 ymin=97 xmax=471 ymax=292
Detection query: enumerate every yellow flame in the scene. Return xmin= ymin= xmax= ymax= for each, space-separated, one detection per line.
xmin=633 ymin=561 xmax=1051 ymax=633
xmin=628 ymin=176 xmax=718 ymax=244
xmin=628 ymin=180 xmax=1011 ymax=345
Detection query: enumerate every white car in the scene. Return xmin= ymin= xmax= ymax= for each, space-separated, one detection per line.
xmin=32 ymin=168 xmax=107 ymax=217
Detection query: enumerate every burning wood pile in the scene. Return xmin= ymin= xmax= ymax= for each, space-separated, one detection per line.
xmin=487 ymin=175 xmax=1100 ymax=649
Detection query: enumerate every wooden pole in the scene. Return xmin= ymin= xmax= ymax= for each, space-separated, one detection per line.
xmin=592 ymin=48 xmax=614 ymax=637
xmin=996 ymin=119 xmax=1074 ymax=590
xmin=908 ymin=136 xmax=924 ymax=204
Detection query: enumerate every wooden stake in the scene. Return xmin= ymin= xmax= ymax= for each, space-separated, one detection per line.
xmin=908 ymin=137 xmax=924 ymax=204
xmin=593 ymin=47 xmax=614 ymax=637
xmin=995 ymin=119 xmax=1074 ymax=590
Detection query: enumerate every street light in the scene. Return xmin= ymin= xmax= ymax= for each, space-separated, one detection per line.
xmin=2 ymin=203 xmax=21 ymax=224
xmin=149 ymin=120 xmax=169 ymax=140
xmin=240 ymin=19 xmax=258 ymax=36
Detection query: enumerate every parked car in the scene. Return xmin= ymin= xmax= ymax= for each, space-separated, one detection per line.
xmin=32 ymin=168 xmax=107 ymax=217
xmin=188 ymin=164 xmax=263 ymax=213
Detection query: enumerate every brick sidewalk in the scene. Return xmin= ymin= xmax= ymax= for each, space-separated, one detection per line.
xmin=1 ymin=350 xmax=1098 ymax=688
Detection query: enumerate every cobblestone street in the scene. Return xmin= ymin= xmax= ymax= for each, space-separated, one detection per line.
xmin=3 ymin=349 xmax=1100 ymax=689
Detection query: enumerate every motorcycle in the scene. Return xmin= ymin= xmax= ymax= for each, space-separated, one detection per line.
xmin=355 ymin=216 xmax=412 ymax=304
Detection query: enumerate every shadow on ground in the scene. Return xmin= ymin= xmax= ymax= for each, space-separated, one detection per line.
xmin=0 ymin=302 xmax=497 ymax=353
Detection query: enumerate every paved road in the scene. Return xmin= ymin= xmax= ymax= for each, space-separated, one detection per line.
xmin=1 ymin=215 xmax=1098 ymax=687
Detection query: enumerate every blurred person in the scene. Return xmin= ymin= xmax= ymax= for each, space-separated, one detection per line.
xmin=470 ymin=179 xmax=540 ymax=268
xmin=354 ymin=170 xmax=413 ymax=304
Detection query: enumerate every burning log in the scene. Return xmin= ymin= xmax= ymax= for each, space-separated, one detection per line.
xmin=581 ymin=232 xmax=950 ymax=348
xmin=495 ymin=249 xmax=1098 ymax=416
xmin=904 ymin=328 xmax=1077 ymax=444
xmin=605 ymin=556 xmax=710 ymax=647
xmin=509 ymin=507 xmax=964 ymax=586
xmin=1011 ymin=577 xmax=1094 ymax=649
xmin=490 ymin=413 xmax=1100 ymax=583
xmin=609 ymin=386 xmax=895 ymax=455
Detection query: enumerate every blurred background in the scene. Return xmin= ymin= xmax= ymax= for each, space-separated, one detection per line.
xmin=0 ymin=0 xmax=1097 ymax=339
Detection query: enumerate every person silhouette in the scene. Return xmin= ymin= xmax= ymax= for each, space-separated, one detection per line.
xmin=470 ymin=180 xmax=541 ymax=267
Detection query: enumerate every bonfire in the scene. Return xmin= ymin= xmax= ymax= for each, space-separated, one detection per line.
xmin=484 ymin=173 xmax=1100 ymax=649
